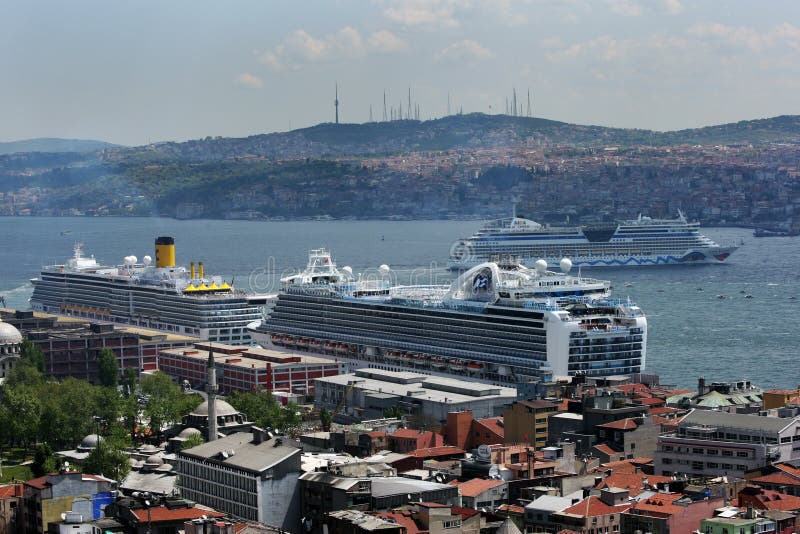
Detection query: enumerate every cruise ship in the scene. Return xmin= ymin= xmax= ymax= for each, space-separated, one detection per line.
xmin=247 ymin=249 xmax=647 ymax=384
xmin=448 ymin=211 xmax=738 ymax=270
xmin=30 ymin=237 xmax=266 ymax=344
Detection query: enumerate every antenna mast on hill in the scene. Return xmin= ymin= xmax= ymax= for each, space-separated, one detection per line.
xmin=527 ymin=89 xmax=532 ymax=117
xmin=334 ymin=82 xmax=339 ymax=125
xmin=383 ymin=91 xmax=388 ymax=122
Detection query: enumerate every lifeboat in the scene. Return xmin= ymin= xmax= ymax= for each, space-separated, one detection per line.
xmin=335 ymin=343 xmax=348 ymax=354
xmin=450 ymin=359 xmax=465 ymax=371
xmin=309 ymin=339 xmax=323 ymax=350
xmin=270 ymin=334 xmax=285 ymax=346
xmin=431 ymin=357 xmax=448 ymax=369
xmin=467 ymin=361 xmax=485 ymax=371
xmin=385 ymin=351 xmax=399 ymax=361
xmin=296 ymin=338 xmax=310 ymax=348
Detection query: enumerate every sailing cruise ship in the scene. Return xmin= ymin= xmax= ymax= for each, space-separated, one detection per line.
xmin=30 ymin=237 xmax=265 ymax=344
xmin=448 ymin=211 xmax=738 ymax=270
xmin=248 ymin=249 xmax=647 ymax=384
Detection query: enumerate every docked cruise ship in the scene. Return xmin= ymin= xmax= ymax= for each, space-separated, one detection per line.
xmin=30 ymin=237 xmax=265 ymax=344
xmin=247 ymin=249 xmax=647 ymax=384
xmin=448 ymin=211 xmax=738 ymax=270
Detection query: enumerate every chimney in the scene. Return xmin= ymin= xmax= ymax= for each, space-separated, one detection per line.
xmin=251 ymin=426 xmax=267 ymax=445
xmin=698 ymin=376 xmax=706 ymax=395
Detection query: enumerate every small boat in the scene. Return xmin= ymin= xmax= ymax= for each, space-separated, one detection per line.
xmin=696 ymin=287 xmax=704 ymax=291
xmin=624 ymin=282 xmax=634 ymax=288
xmin=716 ymin=294 xmax=726 ymax=300
xmin=744 ymin=294 xmax=753 ymax=299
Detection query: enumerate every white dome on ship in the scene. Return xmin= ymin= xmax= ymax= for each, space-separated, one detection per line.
xmin=560 ymin=258 xmax=573 ymax=273
xmin=534 ymin=259 xmax=548 ymax=273
xmin=0 ymin=322 xmax=22 ymax=345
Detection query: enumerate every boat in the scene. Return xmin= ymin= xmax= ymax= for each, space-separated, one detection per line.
xmin=753 ymin=227 xmax=798 ymax=238
xmin=247 ymin=248 xmax=647 ymax=384
xmin=30 ymin=237 xmax=267 ymax=344
xmin=447 ymin=211 xmax=739 ymax=269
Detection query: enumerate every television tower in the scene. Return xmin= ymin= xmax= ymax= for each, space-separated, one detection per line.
xmin=334 ymin=82 xmax=339 ymax=124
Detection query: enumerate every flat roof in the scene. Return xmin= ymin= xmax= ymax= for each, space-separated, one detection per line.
xmin=161 ymin=344 xmax=342 ymax=370
xmin=317 ymin=372 xmax=516 ymax=404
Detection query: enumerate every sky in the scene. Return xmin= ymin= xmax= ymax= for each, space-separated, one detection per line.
xmin=2 ymin=0 xmax=800 ymax=146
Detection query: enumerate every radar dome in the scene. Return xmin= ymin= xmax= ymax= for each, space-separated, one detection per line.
xmin=534 ymin=259 xmax=548 ymax=274
xmin=123 ymin=256 xmax=134 ymax=265
xmin=559 ymin=258 xmax=573 ymax=273
xmin=378 ymin=264 xmax=391 ymax=275
xmin=342 ymin=266 xmax=353 ymax=278
xmin=129 ymin=255 xmax=138 ymax=265
xmin=143 ymin=255 xmax=152 ymax=266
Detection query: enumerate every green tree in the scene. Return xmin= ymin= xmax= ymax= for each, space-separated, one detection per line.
xmin=0 ymin=386 xmax=41 ymax=445
xmin=97 ymin=349 xmax=119 ymax=387
xmin=121 ymin=366 xmax=139 ymax=396
xmin=319 ymin=408 xmax=332 ymax=431
xmin=140 ymin=372 xmax=202 ymax=437
xmin=19 ymin=339 xmax=46 ymax=373
xmin=228 ymin=390 xmax=300 ymax=431
xmin=32 ymin=443 xmax=55 ymax=477
xmin=181 ymin=433 xmax=205 ymax=450
xmin=83 ymin=436 xmax=130 ymax=481
xmin=383 ymin=406 xmax=403 ymax=419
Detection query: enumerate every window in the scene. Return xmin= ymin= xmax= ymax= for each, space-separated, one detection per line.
xmin=707 ymin=462 xmax=719 ymax=469
xmin=706 ymin=449 xmax=718 ymax=455
xmin=663 ymin=458 xmax=673 ymax=465
xmin=722 ymin=464 xmax=733 ymax=469
xmin=736 ymin=451 xmax=749 ymax=458
xmin=443 ymin=520 xmax=461 ymax=529
xmin=692 ymin=461 xmax=704 ymax=471
xmin=693 ymin=448 xmax=704 ymax=454
xmin=737 ymin=465 xmax=748 ymax=471
xmin=722 ymin=450 xmax=733 ymax=457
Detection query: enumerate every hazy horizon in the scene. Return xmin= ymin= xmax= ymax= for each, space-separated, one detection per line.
xmin=4 ymin=0 xmax=800 ymax=145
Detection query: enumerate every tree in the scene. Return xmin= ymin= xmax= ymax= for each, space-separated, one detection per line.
xmin=121 ymin=366 xmax=139 ymax=396
xmin=383 ymin=406 xmax=403 ymax=420
xmin=19 ymin=340 xmax=46 ymax=373
xmin=140 ymin=372 xmax=202 ymax=437
xmin=228 ymin=390 xmax=301 ymax=431
xmin=0 ymin=386 xmax=41 ymax=446
xmin=181 ymin=433 xmax=205 ymax=450
xmin=83 ymin=436 xmax=130 ymax=481
xmin=5 ymin=340 xmax=44 ymax=387
xmin=319 ymin=408 xmax=332 ymax=431
xmin=97 ymin=349 xmax=119 ymax=387
xmin=32 ymin=443 xmax=55 ymax=477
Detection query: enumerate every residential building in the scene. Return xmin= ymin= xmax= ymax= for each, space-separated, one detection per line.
xmin=20 ymin=472 xmax=116 ymax=534
xmin=524 ymin=492 xmax=585 ymax=532
xmin=174 ymin=429 xmax=302 ymax=531
xmin=444 ymin=411 xmax=504 ymax=451
xmin=550 ymin=488 xmax=633 ymax=534
xmin=109 ymin=498 xmax=226 ymax=534
xmin=699 ymin=514 xmax=780 ymax=534
xmin=654 ymin=410 xmax=800 ymax=478
xmin=750 ymin=463 xmax=800 ymax=497
xmin=737 ymin=486 xmax=800 ymax=513
xmin=387 ymin=429 xmax=444 ymax=453
xmin=763 ymin=389 xmax=800 ymax=410
xmin=620 ymin=492 xmax=725 ymax=534
xmin=0 ymin=484 xmax=22 ymax=534
xmin=449 ymin=479 xmax=507 ymax=510
xmin=593 ymin=416 xmax=661 ymax=461
xmin=503 ymin=400 xmax=560 ymax=448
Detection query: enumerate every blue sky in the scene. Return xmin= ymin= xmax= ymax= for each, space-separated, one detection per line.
xmin=3 ymin=0 xmax=799 ymax=145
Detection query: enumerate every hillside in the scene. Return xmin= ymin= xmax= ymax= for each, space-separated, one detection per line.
xmin=134 ymin=113 xmax=800 ymax=162
xmin=0 ymin=138 xmax=118 ymax=155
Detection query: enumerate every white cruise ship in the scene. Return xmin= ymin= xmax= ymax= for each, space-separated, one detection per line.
xmin=30 ymin=237 xmax=266 ymax=344
xmin=448 ymin=211 xmax=738 ymax=270
xmin=248 ymin=249 xmax=647 ymax=384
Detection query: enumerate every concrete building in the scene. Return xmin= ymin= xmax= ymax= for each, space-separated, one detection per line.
xmin=175 ymin=429 xmax=302 ymax=531
xmin=593 ymin=416 xmax=661 ymax=461
xmin=20 ymin=472 xmax=116 ymax=534
xmin=449 ymin=478 xmax=507 ymax=510
xmin=763 ymin=389 xmax=800 ymax=410
xmin=699 ymin=514 xmax=782 ymax=534
xmin=299 ymin=463 xmax=460 ymax=534
xmin=551 ymin=488 xmax=633 ymax=534
xmin=445 ymin=411 xmax=505 ymax=451
xmin=655 ymin=410 xmax=800 ymax=478
xmin=1 ymin=309 xmax=195 ymax=381
xmin=503 ymin=400 xmax=560 ymax=448
xmin=621 ymin=492 xmax=725 ymax=534
xmin=667 ymin=378 xmax=763 ymax=413
xmin=315 ymin=369 xmax=516 ymax=425
xmin=158 ymin=342 xmax=344 ymax=395
xmin=0 ymin=484 xmax=23 ymax=534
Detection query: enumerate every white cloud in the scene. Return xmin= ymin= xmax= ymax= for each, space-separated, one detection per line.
xmin=608 ymin=0 xmax=642 ymax=17
xmin=259 ymin=27 xmax=409 ymax=70
xmin=662 ymin=0 xmax=683 ymax=15
xmin=383 ymin=0 xmax=459 ymax=29
xmin=367 ymin=30 xmax=408 ymax=53
xmin=686 ymin=22 xmax=800 ymax=52
xmin=435 ymin=40 xmax=493 ymax=63
xmin=234 ymin=72 xmax=264 ymax=89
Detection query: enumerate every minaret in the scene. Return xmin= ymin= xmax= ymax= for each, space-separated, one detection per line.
xmin=207 ymin=347 xmax=218 ymax=441
xmin=334 ymin=82 xmax=339 ymax=125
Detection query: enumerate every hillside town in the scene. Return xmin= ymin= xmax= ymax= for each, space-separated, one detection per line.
xmin=1 ymin=309 xmax=799 ymax=534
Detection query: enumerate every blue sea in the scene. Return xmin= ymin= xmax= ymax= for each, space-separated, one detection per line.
xmin=1 ymin=216 xmax=797 ymax=390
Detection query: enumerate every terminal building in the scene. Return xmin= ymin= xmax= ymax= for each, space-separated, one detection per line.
xmin=314 ymin=368 xmax=517 ymax=425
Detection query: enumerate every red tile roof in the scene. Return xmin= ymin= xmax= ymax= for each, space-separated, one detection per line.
xmin=0 ymin=484 xmax=23 ymax=498
xmin=409 ymin=446 xmax=465 ymax=457
xmin=740 ymin=487 xmax=800 ymax=511
xmin=648 ymin=406 xmax=680 ymax=415
xmin=497 ymin=504 xmax=525 ymax=514
xmin=630 ymin=493 xmax=686 ymax=517
xmin=375 ymin=511 xmax=421 ymax=534
xmin=751 ymin=472 xmax=800 ymax=486
xmin=636 ymin=398 xmax=665 ymax=406
xmin=132 ymin=506 xmax=225 ymax=524
xmin=594 ymin=444 xmax=620 ymax=456
xmin=775 ymin=463 xmax=800 ymax=479
xmin=764 ymin=389 xmax=799 ymax=395
xmin=613 ymin=384 xmax=652 ymax=396
xmin=559 ymin=495 xmax=632 ymax=517
xmin=448 ymin=478 xmax=505 ymax=498
xmin=474 ymin=417 xmax=505 ymax=438
xmin=367 ymin=431 xmax=387 ymax=438
xmin=596 ymin=473 xmax=673 ymax=497
xmin=597 ymin=418 xmax=639 ymax=430
xmin=599 ymin=458 xmax=653 ymax=474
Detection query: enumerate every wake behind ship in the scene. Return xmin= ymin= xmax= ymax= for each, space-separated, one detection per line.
xmin=448 ymin=211 xmax=738 ymax=270
xmin=248 ymin=249 xmax=647 ymax=385
xmin=30 ymin=237 xmax=265 ymax=344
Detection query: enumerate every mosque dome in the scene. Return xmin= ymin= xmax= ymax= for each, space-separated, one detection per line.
xmin=0 ymin=321 xmax=22 ymax=345
xmin=191 ymin=398 xmax=239 ymax=417
xmin=178 ymin=427 xmax=202 ymax=439
xmin=78 ymin=434 xmax=102 ymax=451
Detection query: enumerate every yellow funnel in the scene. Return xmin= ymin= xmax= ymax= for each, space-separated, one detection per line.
xmin=155 ymin=237 xmax=175 ymax=268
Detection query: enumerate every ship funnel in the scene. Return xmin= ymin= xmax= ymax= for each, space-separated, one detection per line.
xmin=199 ymin=261 xmax=204 ymax=280
xmin=190 ymin=262 xmax=196 ymax=279
xmin=155 ymin=237 xmax=176 ymax=268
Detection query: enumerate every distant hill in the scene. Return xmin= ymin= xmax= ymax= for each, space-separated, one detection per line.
xmin=136 ymin=113 xmax=800 ymax=162
xmin=0 ymin=138 xmax=119 ymax=155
